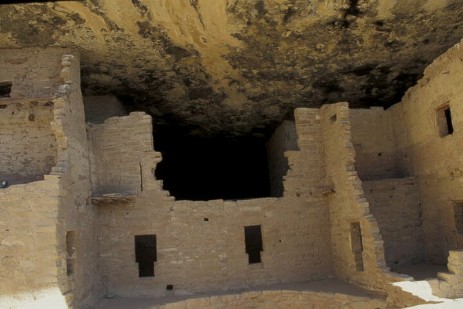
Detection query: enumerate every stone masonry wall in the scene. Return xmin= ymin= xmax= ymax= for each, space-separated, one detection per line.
xmin=350 ymin=108 xmax=410 ymax=180
xmin=389 ymin=40 xmax=463 ymax=264
xmin=0 ymin=48 xmax=65 ymax=99
xmin=0 ymin=100 xmax=56 ymax=184
xmin=89 ymin=112 xmax=154 ymax=195
xmin=0 ymin=176 xmax=64 ymax=308
xmin=98 ymin=196 xmax=333 ymax=298
xmin=430 ymin=250 xmax=463 ymax=298
xmin=318 ymin=103 xmax=400 ymax=293
xmin=284 ymin=108 xmax=328 ymax=199
xmin=95 ymin=112 xmax=334 ymax=298
xmin=0 ymin=48 xmax=103 ymax=308
xmin=53 ymin=52 xmax=102 ymax=307
xmin=266 ymin=120 xmax=298 ymax=197
xmin=364 ymin=178 xmax=425 ymax=268
xmin=0 ymin=48 xmax=101 ymax=308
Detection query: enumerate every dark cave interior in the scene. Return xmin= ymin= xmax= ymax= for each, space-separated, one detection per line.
xmin=153 ymin=124 xmax=272 ymax=201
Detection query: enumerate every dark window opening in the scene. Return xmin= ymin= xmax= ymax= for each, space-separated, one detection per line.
xmin=244 ymin=225 xmax=263 ymax=264
xmin=0 ymin=81 xmax=12 ymax=98
xmin=66 ymin=231 xmax=76 ymax=276
xmin=154 ymin=124 xmax=271 ymax=201
xmin=135 ymin=235 xmax=157 ymax=277
xmin=350 ymin=222 xmax=364 ymax=271
xmin=437 ymin=105 xmax=454 ymax=137
xmin=445 ymin=108 xmax=454 ymax=135
xmin=454 ymin=202 xmax=463 ymax=235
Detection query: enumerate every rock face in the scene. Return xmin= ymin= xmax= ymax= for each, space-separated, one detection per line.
xmin=1 ymin=0 xmax=463 ymax=136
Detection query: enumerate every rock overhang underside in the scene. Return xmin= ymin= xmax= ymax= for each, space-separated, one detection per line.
xmin=1 ymin=0 xmax=463 ymax=137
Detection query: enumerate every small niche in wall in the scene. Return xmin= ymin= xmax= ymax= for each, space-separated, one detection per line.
xmin=135 ymin=235 xmax=157 ymax=277
xmin=437 ymin=105 xmax=454 ymax=137
xmin=454 ymin=202 xmax=463 ymax=235
xmin=0 ymin=81 xmax=12 ymax=98
xmin=66 ymin=231 xmax=76 ymax=276
xmin=350 ymin=222 xmax=364 ymax=271
xmin=329 ymin=114 xmax=337 ymax=123
xmin=244 ymin=225 xmax=263 ymax=264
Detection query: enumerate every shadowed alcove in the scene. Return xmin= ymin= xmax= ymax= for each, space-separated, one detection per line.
xmin=153 ymin=125 xmax=271 ymax=201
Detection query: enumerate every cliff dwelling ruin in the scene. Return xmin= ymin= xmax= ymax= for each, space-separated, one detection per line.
xmin=1 ymin=1 xmax=463 ymax=309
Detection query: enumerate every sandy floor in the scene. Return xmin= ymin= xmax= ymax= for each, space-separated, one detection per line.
xmin=89 ymin=278 xmax=384 ymax=309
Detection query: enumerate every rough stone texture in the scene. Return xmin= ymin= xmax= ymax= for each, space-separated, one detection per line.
xmin=0 ymin=48 xmax=101 ymax=308
xmin=0 ymin=176 xmax=61 ymax=298
xmin=428 ymin=250 xmax=463 ymax=298
xmin=0 ymin=101 xmax=56 ymax=184
xmin=2 ymin=1 xmax=463 ymax=136
xmin=93 ymin=113 xmax=333 ymax=297
xmin=89 ymin=112 xmax=155 ymax=195
xmin=364 ymin=178 xmax=425 ymax=268
xmin=98 ymin=197 xmax=333 ymax=297
xmin=317 ymin=103 xmax=400 ymax=292
xmin=266 ymin=120 xmax=297 ymax=197
xmin=53 ymin=53 xmax=102 ymax=308
xmin=350 ymin=108 xmax=411 ymax=180
xmin=0 ymin=48 xmax=65 ymax=99
xmin=387 ymin=39 xmax=463 ymax=265
xmin=284 ymin=108 xmax=326 ymax=199
xmin=4 ymin=40 xmax=463 ymax=308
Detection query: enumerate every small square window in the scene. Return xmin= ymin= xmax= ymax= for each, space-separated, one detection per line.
xmin=437 ymin=105 xmax=454 ymax=137
xmin=0 ymin=81 xmax=12 ymax=98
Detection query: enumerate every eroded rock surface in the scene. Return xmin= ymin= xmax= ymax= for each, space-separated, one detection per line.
xmin=1 ymin=0 xmax=463 ymax=136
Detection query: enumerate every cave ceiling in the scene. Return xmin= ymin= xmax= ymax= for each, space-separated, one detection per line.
xmin=1 ymin=0 xmax=463 ymax=137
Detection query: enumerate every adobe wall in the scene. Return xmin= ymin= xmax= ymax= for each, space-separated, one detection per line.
xmin=0 ymin=100 xmax=56 ymax=184
xmin=389 ymin=40 xmax=463 ymax=263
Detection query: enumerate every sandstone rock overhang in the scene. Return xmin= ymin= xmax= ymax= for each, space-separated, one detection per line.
xmin=1 ymin=1 xmax=463 ymax=136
